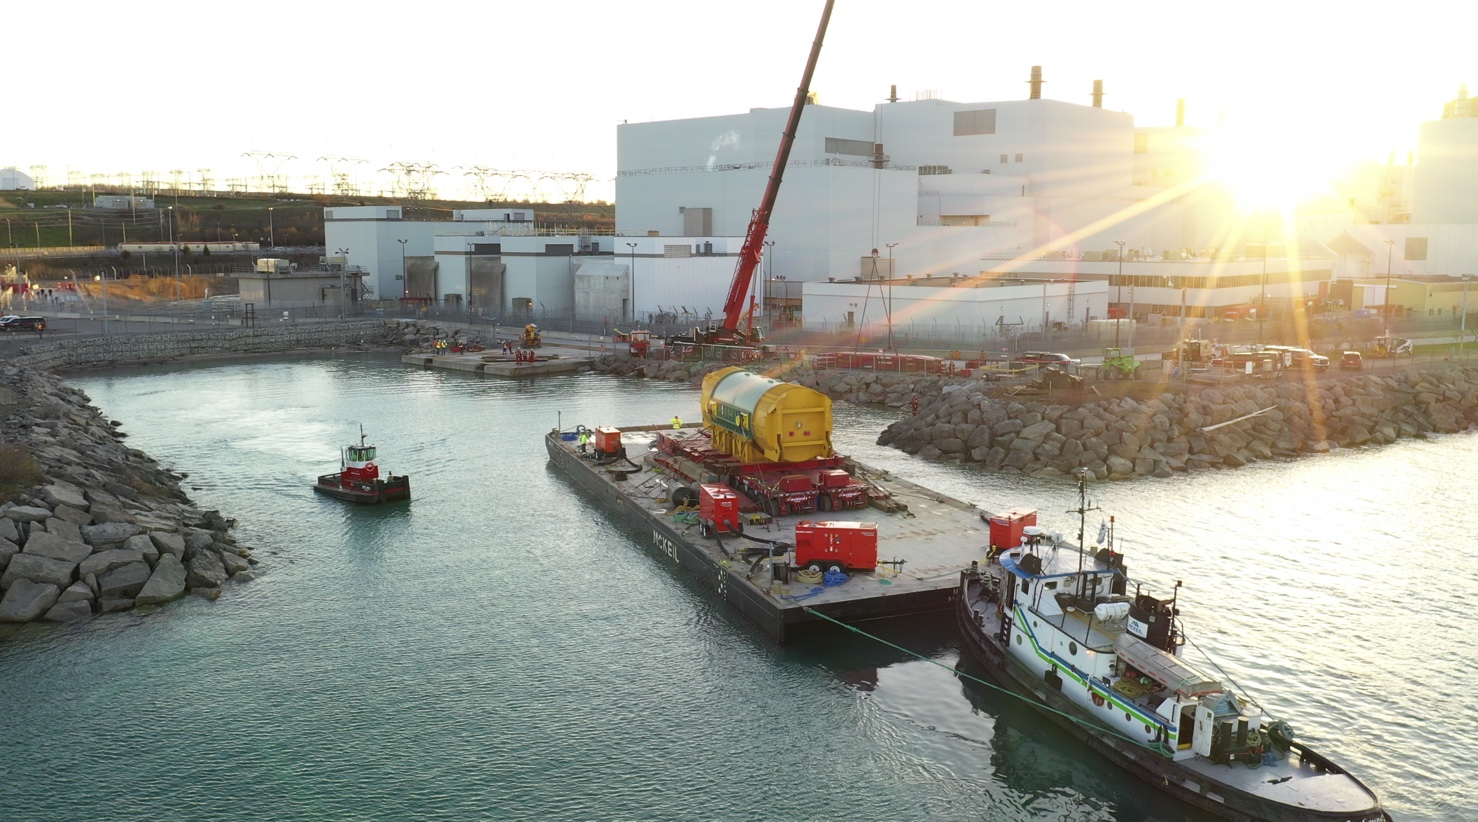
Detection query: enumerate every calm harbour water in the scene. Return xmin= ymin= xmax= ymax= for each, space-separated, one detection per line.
xmin=1 ymin=353 xmax=1470 ymax=821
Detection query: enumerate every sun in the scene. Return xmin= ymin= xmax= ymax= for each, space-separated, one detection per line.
xmin=1203 ymin=126 xmax=1351 ymax=214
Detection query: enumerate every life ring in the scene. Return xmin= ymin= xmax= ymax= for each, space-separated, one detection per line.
xmin=1091 ymin=692 xmax=1105 ymax=707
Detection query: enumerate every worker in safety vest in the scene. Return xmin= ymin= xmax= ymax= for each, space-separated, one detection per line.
xmin=671 ymin=415 xmax=682 ymax=429
xmin=577 ymin=430 xmax=589 ymax=453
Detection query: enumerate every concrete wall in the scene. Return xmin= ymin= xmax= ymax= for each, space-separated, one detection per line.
xmin=802 ymin=280 xmax=1111 ymax=333
xmin=573 ymin=261 xmax=630 ymax=321
xmin=12 ymin=321 xmax=395 ymax=371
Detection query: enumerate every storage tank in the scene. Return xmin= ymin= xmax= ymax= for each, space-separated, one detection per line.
xmin=700 ymin=366 xmax=832 ymax=464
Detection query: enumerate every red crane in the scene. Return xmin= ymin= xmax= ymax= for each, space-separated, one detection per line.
xmin=671 ymin=0 xmax=835 ymax=350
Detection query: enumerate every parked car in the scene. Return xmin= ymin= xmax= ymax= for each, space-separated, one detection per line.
xmin=1263 ymin=345 xmax=1329 ymax=371
xmin=0 ymin=316 xmax=45 ymax=332
xmin=1340 ymin=351 xmax=1364 ymax=371
xmin=1016 ymin=351 xmax=1079 ymax=366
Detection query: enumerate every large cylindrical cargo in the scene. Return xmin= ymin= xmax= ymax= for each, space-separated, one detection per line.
xmin=700 ymin=366 xmax=832 ymax=464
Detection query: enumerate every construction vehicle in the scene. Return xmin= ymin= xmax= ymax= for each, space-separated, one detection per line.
xmin=1172 ymin=339 xmax=1214 ymax=365
xmin=521 ymin=324 xmax=542 ymax=348
xmin=1369 ymin=336 xmax=1412 ymax=358
xmin=1101 ymin=347 xmax=1141 ymax=380
xmin=612 ymin=329 xmax=651 ymax=357
xmin=664 ymin=0 xmax=835 ymax=355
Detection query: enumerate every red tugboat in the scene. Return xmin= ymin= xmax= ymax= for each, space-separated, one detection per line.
xmin=314 ymin=427 xmax=411 ymax=504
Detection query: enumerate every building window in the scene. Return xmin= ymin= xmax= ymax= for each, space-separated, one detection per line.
xmin=919 ymin=165 xmax=952 ymax=176
xmin=1000 ymin=154 xmax=1009 ymax=163
xmin=1015 ymin=153 xmax=1024 ymax=163
xmin=1406 ymin=237 xmax=1428 ymax=261
xmin=825 ymin=137 xmax=875 ymax=156
xmin=954 ymin=108 xmax=997 ymax=136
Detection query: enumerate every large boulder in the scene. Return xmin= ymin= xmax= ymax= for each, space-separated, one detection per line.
xmin=186 ymin=551 xmax=228 ymax=589
xmin=149 ymin=531 xmax=186 ymax=559
xmin=57 ymin=580 xmax=95 ymax=604
xmin=136 ymin=554 xmax=187 ymax=605
xmin=40 ymin=483 xmax=89 ymax=511
xmin=44 ymin=518 xmax=84 ymax=543
xmin=42 ymin=600 xmax=93 ymax=622
xmin=98 ymin=562 xmax=152 ymax=600
xmin=79 ymin=549 xmax=146 ymax=580
xmin=123 ymin=534 xmax=160 ymax=567
xmin=0 ymin=579 xmax=61 ymax=622
xmin=21 ymin=531 xmax=92 ymax=565
xmin=5 ymin=506 xmax=53 ymax=523
xmin=1 ymin=553 xmax=77 ymax=589
xmin=81 ymin=522 xmax=143 ymax=549
xmin=0 ymin=538 xmax=18 ymax=571
xmin=218 ymin=550 xmax=250 ymax=576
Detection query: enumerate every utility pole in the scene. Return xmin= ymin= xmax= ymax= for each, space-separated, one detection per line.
xmin=1114 ymin=240 xmax=1125 ymax=347
xmin=886 ymin=241 xmax=898 ymax=351
xmin=337 ymin=247 xmax=349 ymax=320
xmin=1462 ymin=275 xmax=1470 ymax=361
xmin=1383 ymin=239 xmax=1395 ymax=338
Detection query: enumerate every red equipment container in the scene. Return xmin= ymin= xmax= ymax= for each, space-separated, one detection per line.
xmin=699 ymin=484 xmax=741 ymax=535
xmin=988 ymin=508 xmax=1038 ymax=552
xmin=794 ymin=520 xmax=878 ymax=571
xmin=818 ymin=469 xmax=850 ymax=489
xmin=778 ymin=474 xmax=811 ymax=492
xmin=594 ymin=427 xmax=622 ymax=455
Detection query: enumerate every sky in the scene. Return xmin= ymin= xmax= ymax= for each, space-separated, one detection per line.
xmin=5 ymin=0 xmax=1471 ymax=204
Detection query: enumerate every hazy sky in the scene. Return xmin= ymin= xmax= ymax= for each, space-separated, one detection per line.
xmin=6 ymin=0 xmax=1469 ymax=202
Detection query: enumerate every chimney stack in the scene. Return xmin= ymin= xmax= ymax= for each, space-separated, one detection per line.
xmin=888 ymin=84 xmax=899 ymax=103
xmin=1092 ymin=80 xmax=1104 ymax=108
xmin=1176 ymin=98 xmax=1186 ymax=126
xmin=1028 ymin=66 xmax=1044 ymax=100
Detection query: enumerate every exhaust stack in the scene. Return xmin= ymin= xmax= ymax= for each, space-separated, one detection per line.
xmin=1028 ymin=66 xmax=1044 ymax=99
xmin=1092 ymin=80 xmax=1103 ymax=108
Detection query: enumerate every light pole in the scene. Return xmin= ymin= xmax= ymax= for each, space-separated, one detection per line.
xmin=763 ymin=239 xmax=776 ymax=322
xmin=1383 ymin=239 xmax=1395 ymax=338
xmin=398 ymin=239 xmax=408 ymax=301
xmin=886 ymin=241 xmax=899 ymax=351
xmin=1114 ymin=240 xmax=1125 ymax=347
xmin=629 ymin=240 xmax=641 ymax=320
xmin=336 ymin=247 xmax=349 ymax=319
xmin=1259 ymin=235 xmax=1267 ymax=343
xmin=268 ymin=207 xmax=275 ymax=248
xmin=169 ymin=206 xmax=181 ymax=303
xmin=1462 ymin=275 xmax=1470 ymax=361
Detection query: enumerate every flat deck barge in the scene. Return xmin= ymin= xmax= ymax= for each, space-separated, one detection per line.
xmin=404 ymin=351 xmax=590 ymax=377
xmin=546 ymin=424 xmax=991 ymax=642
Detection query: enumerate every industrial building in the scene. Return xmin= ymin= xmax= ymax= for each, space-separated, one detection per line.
xmin=616 ymin=70 xmax=1236 ymax=305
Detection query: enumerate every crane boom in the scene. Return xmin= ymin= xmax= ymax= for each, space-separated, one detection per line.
xmin=712 ymin=0 xmax=836 ymax=344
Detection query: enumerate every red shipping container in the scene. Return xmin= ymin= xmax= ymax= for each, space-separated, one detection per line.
xmin=988 ymin=508 xmax=1038 ymax=552
xmin=699 ymin=484 xmax=741 ymax=535
xmin=818 ymin=469 xmax=850 ymax=489
xmin=794 ymin=520 xmax=878 ymax=571
xmin=594 ymin=427 xmax=622 ymax=454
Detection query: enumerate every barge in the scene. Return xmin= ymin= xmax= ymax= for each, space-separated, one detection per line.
xmin=544 ymin=367 xmax=995 ymax=641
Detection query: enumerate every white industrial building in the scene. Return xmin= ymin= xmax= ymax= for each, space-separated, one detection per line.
xmin=1315 ymin=87 xmax=1478 ymax=302
xmin=616 ymin=73 xmax=1239 ymax=319
xmin=324 ymin=204 xmax=747 ymax=322
xmin=0 ymin=167 xmax=35 ymax=191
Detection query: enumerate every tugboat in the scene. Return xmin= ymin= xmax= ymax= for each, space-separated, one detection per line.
xmin=958 ymin=471 xmax=1386 ymax=821
xmin=314 ymin=427 xmax=411 ymax=504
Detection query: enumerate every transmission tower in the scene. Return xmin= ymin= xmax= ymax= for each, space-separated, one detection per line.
xmin=317 ymin=155 xmax=367 ymax=197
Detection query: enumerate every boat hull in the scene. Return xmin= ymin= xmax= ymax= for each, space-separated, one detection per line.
xmin=314 ymin=473 xmax=411 ymax=504
xmin=956 ymin=572 xmax=1385 ymax=822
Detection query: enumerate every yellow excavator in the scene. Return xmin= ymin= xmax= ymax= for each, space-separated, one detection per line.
xmin=521 ymin=324 xmax=542 ymax=348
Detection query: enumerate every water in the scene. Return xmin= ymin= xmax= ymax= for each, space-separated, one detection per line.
xmin=1 ymin=353 xmax=1469 ymax=820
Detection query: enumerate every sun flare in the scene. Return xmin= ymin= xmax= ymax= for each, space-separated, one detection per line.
xmin=1204 ymin=127 xmax=1352 ymax=214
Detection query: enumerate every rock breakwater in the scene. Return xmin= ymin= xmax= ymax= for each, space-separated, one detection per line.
xmin=592 ymin=354 xmax=1478 ymax=479
xmin=0 ymin=365 xmax=257 ymax=626
xmin=878 ymin=368 xmax=1478 ymax=479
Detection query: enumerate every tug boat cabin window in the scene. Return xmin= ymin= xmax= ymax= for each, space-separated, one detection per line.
xmin=348 ymin=446 xmax=376 ymax=462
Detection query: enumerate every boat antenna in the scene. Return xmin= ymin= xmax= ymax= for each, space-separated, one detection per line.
xmin=1069 ymin=468 xmax=1100 ymax=599
xmin=359 ymin=424 xmax=367 ymax=447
